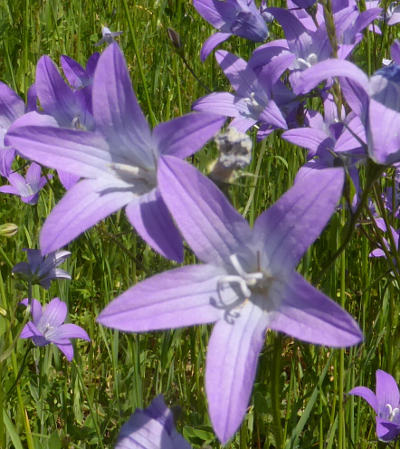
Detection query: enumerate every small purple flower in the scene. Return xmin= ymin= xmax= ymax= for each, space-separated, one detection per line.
xmin=0 ymin=162 xmax=51 ymax=205
xmin=20 ymin=297 xmax=89 ymax=361
xmin=115 ymin=395 xmax=190 ymax=449
xmin=12 ymin=248 xmax=71 ymax=289
xmin=193 ymin=0 xmax=269 ymax=61
xmin=349 ymin=370 xmax=400 ymax=442
xmin=193 ymin=50 xmax=287 ymax=137
xmin=95 ymin=26 xmax=123 ymax=46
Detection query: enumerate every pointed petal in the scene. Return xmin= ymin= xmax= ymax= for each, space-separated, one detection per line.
xmin=206 ymin=301 xmax=269 ymax=443
xmin=258 ymin=100 xmax=287 ymax=129
xmin=60 ymin=55 xmax=87 ymax=88
xmin=376 ymin=417 xmax=400 ymax=442
xmin=294 ymin=58 xmax=370 ymax=96
xmin=30 ymin=298 xmax=43 ymax=323
xmin=125 ymin=189 xmax=183 ymax=262
xmin=193 ymin=0 xmax=226 ymax=28
xmin=282 ymin=127 xmax=331 ymax=154
xmin=215 ymin=50 xmax=254 ymax=93
xmin=0 ymin=82 xmax=25 ymax=129
xmin=41 ymin=298 xmax=67 ymax=328
xmin=57 ymin=170 xmax=80 ymax=190
xmin=193 ymin=92 xmax=240 ymax=117
xmin=200 ymin=32 xmax=231 ymax=62
xmin=158 ymin=155 xmax=251 ymax=265
xmin=254 ymin=166 xmax=344 ymax=271
xmin=6 ymin=124 xmax=112 ymax=179
xmin=20 ymin=321 xmax=42 ymax=339
xmin=39 ymin=178 xmax=135 ymax=254
xmin=269 ymin=272 xmax=363 ymax=347
xmin=51 ymin=323 xmax=90 ymax=341
xmin=92 ymin=43 xmax=153 ymax=169
xmin=97 ymin=264 xmax=225 ymax=332
xmin=35 ymin=55 xmax=78 ymax=126
xmin=153 ymin=112 xmax=225 ymax=158
xmin=376 ymin=370 xmax=400 ymax=412
xmin=54 ymin=341 xmax=74 ymax=361
xmin=348 ymin=386 xmax=378 ymax=413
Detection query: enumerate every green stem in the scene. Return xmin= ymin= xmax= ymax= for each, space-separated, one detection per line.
xmin=271 ymin=333 xmax=283 ymax=448
xmin=317 ymin=162 xmax=385 ymax=281
xmin=122 ymin=0 xmax=157 ymax=127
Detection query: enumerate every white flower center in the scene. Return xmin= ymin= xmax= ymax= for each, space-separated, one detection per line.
xmin=109 ymin=162 xmax=157 ymax=186
xmin=384 ymin=403 xmax=400 ymax=422
xmin=244 ymin=92 xmax=265 ymax=116
xmin=295 ymin=53 xmax=318 ymax=70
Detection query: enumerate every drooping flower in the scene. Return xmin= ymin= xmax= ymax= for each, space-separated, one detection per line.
xmin=12 ymin=248 xmax=71 ymax=289
xmin=115 ymin=395 xmax=191 ymax=449
xmin=0 ymin=162 xmax=51 ymax=205
xmin=98 ymin=155 xmax=363 ymax=443
xmin=95 ymin=26 xmax=123 ymax=46
xmin=20 ymin=297 xmax=90 ymax=361
xmin=349 ymin=370 xmax=400 ymax=442
xmin=193 ymin=0 xmax=269 ymax=61
xmin=6 ymin=43 xmax=226 ymax=262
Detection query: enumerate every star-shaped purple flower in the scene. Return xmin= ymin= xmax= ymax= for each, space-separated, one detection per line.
xmin=0 ymin=162 xmax=51 ymax=205
xmin=12 ymin=248 xmax=71 ymax=289
xmin=20 ymin=297 xmax=90 ymax=361
xmin=349 ymin=370 xmax=400 ymax=442
xmin=98 ymin=155 xmax=363 ymax=443
xmin=115 ymin=395 xmax=191 ymax=449
xmin=6 ymin=43 xmax=226 ymax=262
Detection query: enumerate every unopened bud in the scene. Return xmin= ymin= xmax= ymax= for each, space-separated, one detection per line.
xmin=167 ymin=27 xmax=183 ymax=50
xmin=0 ymin=223 xmax=18 ymax=237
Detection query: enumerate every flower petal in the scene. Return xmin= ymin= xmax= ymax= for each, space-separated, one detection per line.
xmin=376 ymin=370 xmax=400 ymax=412
xmin=200 ymin=32 xmax=232 ymax=62
xmin=269 ymin=272 xmax=363 ymax=347
xmin=92 ymin=43 xmax=153 ymax=169
xmin=98 ymin=264 xmax=225 ymax=332
xmin=41 ymin=298 xmax=67 ymax=328
xmin=158 ymin=155 xmax=251 ymax=265
xmin=206 ymin=300 xmax=269 ymax=443
xmin=125 ymin=189 xmax=183 ymax=262
xmin=153 ymin=112 xmax=225 ymax=159
xmin=254 ymin=166 xmax=344 ymax=271
xmin=348 ymin=386 xmax=378 ymax=413
xmin=39 ymin=178 xmax=135 ymax=254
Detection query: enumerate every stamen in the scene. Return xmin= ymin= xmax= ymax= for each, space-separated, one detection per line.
xmin=109 ymin=162 xmax=156 ymax=185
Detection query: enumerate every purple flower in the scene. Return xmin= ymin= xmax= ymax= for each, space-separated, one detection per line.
xmin=349 ymin=370 xmax=400 ymax=442
xmin=0 ymin=162 xmax=51 ymax=205
xmin=98 ymin=155 xmax=363 ymax=443
xmin=60 ymin=53 xmax=99 ymax=91
xmin=193 ymin=0 xmax=269 ymax=61
xmin=0 ymin=82 xmax=36 ymax=177
xmin=193 ymin=50 xmax=287 ymax=137
xmin=95 ymin=26 xmax=123 ymax=46
xmin=20 ymin=297 xmax=90 ymax=361
xmin=6 ymin=44 xmax=226 ymax=262
xmin=12 ymin=248 xmax=71 ymax=289
xmin=294 ymin=58 xmax=400 ymax=165
xmin=115 ymin=395 xmax=190 ymax=449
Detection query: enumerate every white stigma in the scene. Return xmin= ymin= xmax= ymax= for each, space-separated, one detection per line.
xmin=109 ymin=162 xmax=156 ymax=186
xmin=218 ymin=253 xmax=264 ymax=300
xmin=384 ymin=403 xmax=400 ymax=421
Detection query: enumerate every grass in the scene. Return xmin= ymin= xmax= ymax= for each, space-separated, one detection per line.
xmin=0 ymin=0 xmax=399 ymax=448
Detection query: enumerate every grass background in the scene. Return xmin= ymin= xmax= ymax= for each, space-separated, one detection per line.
xmin=0 ymin=0 xmax=398 ymax=448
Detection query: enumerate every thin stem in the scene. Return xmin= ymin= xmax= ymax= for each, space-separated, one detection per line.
xmin=122 ymin=0 xmax=157 ymax=127
xmin=271 ymin=333 xmax=283 ymax=448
